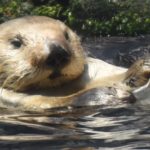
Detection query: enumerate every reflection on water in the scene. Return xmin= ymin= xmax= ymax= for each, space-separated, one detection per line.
xmin=0 ymin=104 xmax=150 ymax=149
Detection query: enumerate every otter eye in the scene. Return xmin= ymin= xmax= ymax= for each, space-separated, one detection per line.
xmin=64 ymin=31 xmax=70 ymax=41
xmin=11 ymin=38 xmax=22 ymax=49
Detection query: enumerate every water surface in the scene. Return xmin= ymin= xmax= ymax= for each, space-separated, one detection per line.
xmin=0 ymin=104 xmax=150 ymax=150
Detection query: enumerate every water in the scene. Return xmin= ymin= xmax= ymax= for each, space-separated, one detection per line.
xmin=0 ymin=37 xmax=150 ymax=150
xmin=0 ymin=104 xmax=150 ymax=149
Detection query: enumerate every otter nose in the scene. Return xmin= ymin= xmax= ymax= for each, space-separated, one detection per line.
xmin=46 ymin=43 xmax=71 ymax=68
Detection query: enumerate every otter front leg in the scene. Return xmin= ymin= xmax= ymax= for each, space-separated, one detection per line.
xmin=0 ymin=88 xmax=74 ymax=110
xmin=22 ymin=95 xmax=74 ymax=109
xmin=124 ymin=58 xmax=150 ymax=88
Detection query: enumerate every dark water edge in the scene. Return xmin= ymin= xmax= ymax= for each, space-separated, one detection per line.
xmin=0 ymin=36 xmax=150 ymax=150
xmin=83 ymin=35 xmax=150 ymax=67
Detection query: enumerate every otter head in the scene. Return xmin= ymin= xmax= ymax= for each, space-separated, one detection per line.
xmin=0 ymin=16 xmax=85 ymax=91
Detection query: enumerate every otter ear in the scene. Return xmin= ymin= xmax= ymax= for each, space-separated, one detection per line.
xmin=124 ymin=58 xmax=150 ymax=88
xmin=66 ymin=27 xmax=81 ymax=42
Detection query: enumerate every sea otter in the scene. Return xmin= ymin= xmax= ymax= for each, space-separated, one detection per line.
xmin=0 ymin=16 xmax=149 ymax=110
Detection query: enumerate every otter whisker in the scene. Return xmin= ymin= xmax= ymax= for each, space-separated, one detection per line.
xmin=14 ymin=67 xmax=50 ymax=91
xmin=0 ymin=74 xmax=18 ymax=95
xmin=13 ymin=69 xmax=39 ymax=91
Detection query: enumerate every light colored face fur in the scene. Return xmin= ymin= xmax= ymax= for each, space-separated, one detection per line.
xmin=0 ymin=16 xmax=85 ymax=91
